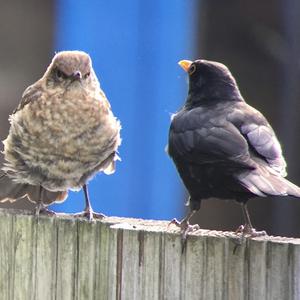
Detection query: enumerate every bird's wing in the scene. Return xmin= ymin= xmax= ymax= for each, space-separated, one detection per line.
xmin=228 ymin=105 xmax=300 ymax=197
xmin=169 ymin=109 xmax=251 ymax=168
xmin=230 ymin=104 xmax=287 ymax=176
xmin=13 ymin=83 xmax=43 ymax=114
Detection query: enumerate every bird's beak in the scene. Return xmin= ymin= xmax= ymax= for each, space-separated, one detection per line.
xmin=72 ymin=71 xmax=82 ymax=80
xmin=178 ymin=60 xmax=192 ymax=72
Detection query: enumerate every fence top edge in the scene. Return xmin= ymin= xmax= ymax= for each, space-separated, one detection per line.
xmin=0 ymin=208 xmax=299 ymax=245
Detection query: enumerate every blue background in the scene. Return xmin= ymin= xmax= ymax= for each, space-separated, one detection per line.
xmin=51 ymin=0 xmax=198 ymax=219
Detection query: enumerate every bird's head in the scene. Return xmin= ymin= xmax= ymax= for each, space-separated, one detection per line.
xmin=179 ymin=59 xmax=242 ymax=106
xmin=44 ymin=51 xmax=99 ymax=92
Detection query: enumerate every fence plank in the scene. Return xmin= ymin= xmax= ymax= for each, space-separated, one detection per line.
xmin=35 ymin=216 xmax=57 ymax=300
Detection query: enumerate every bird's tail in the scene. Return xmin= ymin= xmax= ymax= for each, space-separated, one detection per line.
xmin=238 ymin=168 xmax=300 ymax=198
xmin=0 ymin=173 xmax=68 ymax=205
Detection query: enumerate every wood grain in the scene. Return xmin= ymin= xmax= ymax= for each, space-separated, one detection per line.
xmin=0 ymin=209 xmax=299 ymax=300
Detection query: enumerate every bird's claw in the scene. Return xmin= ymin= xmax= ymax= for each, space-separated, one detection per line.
xmin=233 ymin=224 xmax=267 ymax=254
xmin=168 ymin=218 xmax=200 ymax=253
xmin=235 ymin=224 xmax=245 ymax=234
xmin=168 ymin=218 xmax=199 ymax=234
xmin=180 ymin=222 xmax=199 ymax=253
xmin=235 ymin=224 xmax=266 ymax=237
xmin=35 ymin=205 xmax=57 ymax=216
xmin=73 ymin=209 xmax=106 ymax=221
xmin=168 ymin=218 xmax=181 ymax=227
xmin=39 ymin=207 xmax=57 ymax=216
xmin=233 ymin=224 xmax=267 ymax=253
xmin=181 ymin=223 xmax=200 ymax=240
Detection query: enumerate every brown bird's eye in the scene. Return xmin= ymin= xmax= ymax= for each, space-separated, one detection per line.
xmin=56 ymin=69 xmax=65 ymax=79
xmin=188 ymin=64 xmax=196 ymax=75
xmin=84 ymin=72 xmax=90 ymax=79
xmin=55 ymin=68 xmax=68 ymax=80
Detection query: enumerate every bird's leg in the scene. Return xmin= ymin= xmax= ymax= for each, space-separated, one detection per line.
xmin=82 ymin=184 xmax=96 ymax=221
xmin=35 ymin=186 xmax=57 ymax=216
xmin=73 ymin=184 xmax=105 ymax=221
xmin=241 ymin=202 xmax=253 ymax=233
xmin=35 ymin=186 xmax=43 ymax=216
xmin=235 ymin=202 xmax=266 ymax=237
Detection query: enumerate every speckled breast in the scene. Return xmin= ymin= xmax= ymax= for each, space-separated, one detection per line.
xmin=3 ymin=88 xmax=120 ymax=191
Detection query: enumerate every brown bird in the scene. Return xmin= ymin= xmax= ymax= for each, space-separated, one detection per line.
xmin=168 ymin=59 xmax=300 ymax=240
xmin=0 ymin=50 xmax=121 ymax=220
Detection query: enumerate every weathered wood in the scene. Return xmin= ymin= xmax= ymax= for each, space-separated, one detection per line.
xmin=0 ymin=209 xmax=299 ymax=300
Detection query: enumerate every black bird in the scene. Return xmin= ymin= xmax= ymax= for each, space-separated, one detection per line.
xmin=168 ymin=59 xmax=300 ymax=239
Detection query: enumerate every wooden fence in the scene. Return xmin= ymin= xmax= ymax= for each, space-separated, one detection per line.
xmin=0 ymin=209 xmax=299 ymax=300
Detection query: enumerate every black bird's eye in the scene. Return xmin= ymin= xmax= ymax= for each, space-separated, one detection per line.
xmin=84 ymin=72 xmax=90 ymax=79
xmin=188 ymin=64 xmax=196 ymax=75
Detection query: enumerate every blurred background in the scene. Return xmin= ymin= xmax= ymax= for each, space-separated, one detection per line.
xmin=0 ymin=0 xmax=299 ymax=237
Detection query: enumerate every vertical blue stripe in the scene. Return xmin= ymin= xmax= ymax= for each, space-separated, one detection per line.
xmin=52 ymin=0 xmax=198 ymax=220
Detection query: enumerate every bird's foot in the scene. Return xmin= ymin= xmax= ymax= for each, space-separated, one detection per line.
xmin=168 ymin=218 xmax=181 ymax=227
xmin=168 ymin=218 xmax=200 ymax=237
xmin=168 ymin=218 xmax=200 ymax=252
xmin=39 ymin=207 xmax=57 ymax=216
xmin=35 ymin=204 xmax=56 ymax=216
xmin=73 ymin=209 xmax=106 ymax=222
xmin=233 ymin=224 xmax=267 ymax=253
xmin=235 ymin=224 xmax=266 ymax=238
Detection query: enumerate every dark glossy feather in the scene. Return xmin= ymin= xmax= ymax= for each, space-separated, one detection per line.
xmin=168 ymin=60 xmax=300 ymax=210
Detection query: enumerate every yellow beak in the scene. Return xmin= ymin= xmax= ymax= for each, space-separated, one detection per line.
xmin=178 ymin=60 xmax=193 ymax=72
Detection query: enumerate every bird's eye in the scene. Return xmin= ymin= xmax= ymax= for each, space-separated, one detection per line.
xmin=188 ymin=64 xmax=196 ymax=75
xmin=56 ymin=69 xmax=65 ymax=79
xmin=84 ymin=72 xmax=90 ymax=79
